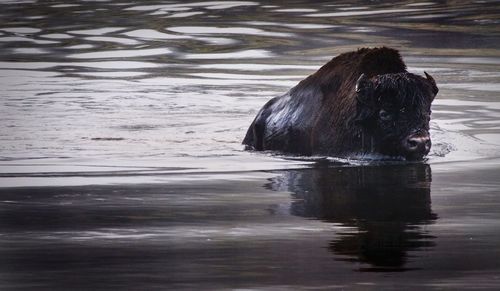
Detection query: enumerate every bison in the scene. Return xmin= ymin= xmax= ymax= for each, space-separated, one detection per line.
xmin=243 ymin=47 xmax=439 ymax=160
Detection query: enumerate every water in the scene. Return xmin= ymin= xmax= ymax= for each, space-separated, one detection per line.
xmin=1 ymin=0 xmax=499 ymax=289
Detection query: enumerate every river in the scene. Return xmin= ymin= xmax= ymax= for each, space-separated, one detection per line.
xmin=1 ymin=0 xmax=500 ymax=290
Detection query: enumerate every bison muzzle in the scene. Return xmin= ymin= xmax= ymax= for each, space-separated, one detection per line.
xmin=243 ymin=47 xmax=438 ymax=161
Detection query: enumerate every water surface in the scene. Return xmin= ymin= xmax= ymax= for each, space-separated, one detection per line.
xmin=1 ymin=0 xmax=500 ymax=289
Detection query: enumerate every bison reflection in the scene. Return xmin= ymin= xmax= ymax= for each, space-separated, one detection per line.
xmin=271 ymin=163 xmax=437 ymax=271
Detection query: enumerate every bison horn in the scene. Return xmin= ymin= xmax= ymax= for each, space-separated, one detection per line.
xmin=355 ymin=73 xmax=368 ymax=93
xmin=424 ymin=71 xmax=439 ymax=95
xmin=355 ymin=73 xmax=374 ymax=106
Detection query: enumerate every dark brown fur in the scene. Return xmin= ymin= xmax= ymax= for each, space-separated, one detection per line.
xmin=243 ymin=47 xmax=438 ymax=159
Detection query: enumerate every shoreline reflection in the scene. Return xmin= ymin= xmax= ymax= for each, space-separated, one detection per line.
xmin=269 ymin=163 xmax=437 ymax=272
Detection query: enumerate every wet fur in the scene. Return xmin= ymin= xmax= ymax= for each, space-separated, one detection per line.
xmin=243 ymin=47 xmax=437 ymax=158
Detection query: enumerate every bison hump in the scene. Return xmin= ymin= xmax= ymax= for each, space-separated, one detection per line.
xmin=359 ymin=47 xmax=407 ymax=77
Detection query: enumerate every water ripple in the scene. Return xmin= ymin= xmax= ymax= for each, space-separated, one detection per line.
xmin=183 ymin=49 xmax=272 ymax=59
xmin=168 ymin=26 xmax=293 ymax=38
xmin=68 ymin=27 xmax=126 ymax=35
xmin=67 ymin=48 xmax=173 ymax=59
xmin=122 ymin=29 xmax=191 ymax=40
xmin=84 ymin=36 xmax=142 ymax=45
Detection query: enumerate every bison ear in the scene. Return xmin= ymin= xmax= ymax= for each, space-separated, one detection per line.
xmin=424 ymin=71 xmax=439 ymax=97
xmin=353 ymin=74 xmax=376 ymax=125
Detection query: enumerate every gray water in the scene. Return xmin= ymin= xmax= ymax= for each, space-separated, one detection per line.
xmin=1 ymin=0 xmax=500 ymax=290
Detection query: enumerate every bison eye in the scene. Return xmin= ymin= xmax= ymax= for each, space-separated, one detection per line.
xmin=379 ymin=109 xmax=393 ymax=121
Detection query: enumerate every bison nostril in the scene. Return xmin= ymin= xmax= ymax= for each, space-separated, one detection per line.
xmin=404 ymin=135 xmax=431 ymax=154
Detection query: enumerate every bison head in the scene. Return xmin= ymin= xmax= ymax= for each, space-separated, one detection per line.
xmin=354 ymin=72 xmax=438 ymax=160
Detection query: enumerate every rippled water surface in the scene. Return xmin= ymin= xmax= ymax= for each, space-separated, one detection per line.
xmin=1 ymin=0 xmax=500 ymax=290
